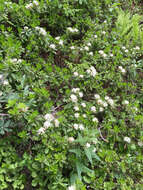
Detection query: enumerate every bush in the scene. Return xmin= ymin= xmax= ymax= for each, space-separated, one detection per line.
xmin=0 ymin=0 xmax=143 ymax=189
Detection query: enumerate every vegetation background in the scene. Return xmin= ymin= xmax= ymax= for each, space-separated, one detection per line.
xmin=0 ymin=0 xmax=143 ymax=189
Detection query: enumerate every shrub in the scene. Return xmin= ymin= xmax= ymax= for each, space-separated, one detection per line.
xmin=0 ymin=0 xmax=143 ymax=189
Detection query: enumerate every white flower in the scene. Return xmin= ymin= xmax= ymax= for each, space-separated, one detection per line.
xmin=68 ymin=137 xmax=75 ymax=143
xmin=94 ymin=94 xmax=100 ymax=99
xmin=103 ymin=53 xmax=107 ymax=58
xmin=73 ymin=124 xmax=79 ymax=130
xmin=93 ymin=148 xmax=97 ymax=152
xmin=74 ymin=28 xmax=78 ymax=32
xmin=133 ymin=107 xmax=138 ymax=112
xmin=70 ymin=46 xmax=75 ymax=50
xmin=91 ymin=106 xmax=96 ymax=112
xmin=89 ymin=52 xmax=93 ymax=56
xmin=73 ymin=72 xmax=79 ymax=77
xmin=74 ymin=113 xmax=79 ymax=118
xmin=33 ymin=0 xmax=39 ymax=6
xmin=124 ymin=137 xmax=131 ymax=143
xmin=67 ymin=27 xmax=73 ymax=32
xmin=68 ymin=185 xmax=76 ymax=190
xmin=87 ymin=42 xmax=91 ymax=46
xmin=43 ymin=121 xmax=51 ymax=128
xmin=59 ymin=40 xmax=63 ymax=45
xmin=37 ymin=127 xmax=45 ymax=134
xmin=103 ymin=102 xmax=108 ymax=107
xmin=138 ymin=141 xmax=143 ymax=147
xmin=90 ymin=67 xmax=97 ymax=77
xmin=24 ymin=26 xmax=28 ymax=30
xmin=108 ymin=99 xmax=114 ymax=106
xmin=83 ymin=114 xmax=86 ymax=118
xmin=99 ymin=50 xmax=104 ymax=55
xmin=92 ymin=117 xmax=98 ymax=123
xmin=44 ymin=114 xmax=54 ymax=121
xmin=97 ymin=99 xmax=103 ymax=105
xmin=121 ymin=68 xmax=126 ymax=73
xmin=79 ymin=92 xmax=83 ymax=97
xmin=74 ymin=106 xmax=79 ymax=111
xmin=118 ymin=66 xmax=126 ymax=73
xmin=102 ymin=31 xmax=106 ymax=35
xmin=25 ymin=3 xmax=33 ymax=9
xmin=49 ymin=44 xmax=56 ymax=49
xmin=84 ymin=46 xmax=89 ymax=51
xmin=70 ymin=94 xmax=78 ymax=103
xmin=72 ymin=88 xmax=80 ymax=93
xmin=0 ymin=74 xmax=3 ymax=79
xmin=55 ymin=36 xmax=60 ymax=40
xmin=122 ymin=46 xmax=126 ymax=50
xmin=99 ymin=107 xmax=104 ymax=112
xmin=79 ymin=75 xmax=84 ymax=78
xmin=135 ymin=46 xmax=140 ymax=50
xmin=40 ymin=29 xmax=47 ymax=36
xmin=81 ymin=102 xmax=86 ymax=107
xmin=54 ymin=119 xmax=59 ymax=127
xmin=86 ymin=143 xmax=91 ymax=148
xmin=79 ymin=124 xmax=84 ymax=130
xmin=94 ymin=35 xmax=97 ymax=38
xmin=123 ymin=100 xmax=129 ymax=105
xmin=105 ymin=96 xmax=110 ymax=100
xmin=110 ymin=53 xmax=114 ymax=57
xmin=125 ymin=49 xmax=128 ymax=53
xmin=3 ymin=80 xmax=9 ymax=85
xmin=87 ymin=69 xmax=91 ymax=74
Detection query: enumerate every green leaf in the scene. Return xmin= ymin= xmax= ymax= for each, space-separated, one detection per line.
xmin=84 ymin=148 xmax=92 ymax=164
xmin=76 ymin=161 xmax=83 ymax=180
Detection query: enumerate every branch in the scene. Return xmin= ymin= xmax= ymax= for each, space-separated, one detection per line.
xmin=98 ymin=126 xmax=108 ymax=143
xmin=0 ymin=113 xmax=9 ymax=116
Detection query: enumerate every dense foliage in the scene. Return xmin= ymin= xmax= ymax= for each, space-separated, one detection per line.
xmin=0 ymin=0 xmax=143 ymax=189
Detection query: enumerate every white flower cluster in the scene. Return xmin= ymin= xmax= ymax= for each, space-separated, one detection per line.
xmin=10 ymin=58 xmax=22 ymax=63
xmin=73 ymin=123 xmax=84 ymax=130
xmin=118 ymin=66 xmax=126 ymax=74
xmin=89 ymin=52 xmax=93 ymax=56
xmin=87 ymin=66 xmax=97 ymax=77
xmin=101 ymin=31 xmax=106 ymax=35
xmin=25 ymin=1 xmax=39 ymax=9
xmin=67 ymin=27 xmax=78 ymax=33
xmin=94 ymin=94 xmax=108 ymax=108
xmin=105 ymin=96 xmax=114 ymax=107
xmin=98 ymin=50 xmax=107 ymax=58
xmin=37 ymin=113 xmax=59 ymax=135
xmin=55 ymin=36 xmax=64 ymax=46
xmin=94 ymin=94 xmax=115 ymax=109
xmin=73 ymin=72 xmax=84 ymax=78
xmin=122 ymin=46 xmax=128 ymax=53
xmin=134 ymin=46 xmax=140 ymax=50
xmin=49 ymin=44 xmax=56 ymax=50
xmin=71 ymin=88 xmax=83 ymax=98
xmin=92 ymin=117 xmax=98 ymax=123
xmin=0 ymin=74 xmax=9 ymax=85
xmin=124 ymin=136 xmax=131 ymax=143
xmin=35 ymin=26 xmax=47 ymax=36
xmin=138 ymin=141 xmax=143 ymax=147
xmin=122 ymin=100 xmax=129 ymax=105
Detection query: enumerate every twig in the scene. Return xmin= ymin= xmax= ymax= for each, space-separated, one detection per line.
xmin=98 ymin=126 xmax=108 ymax=143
